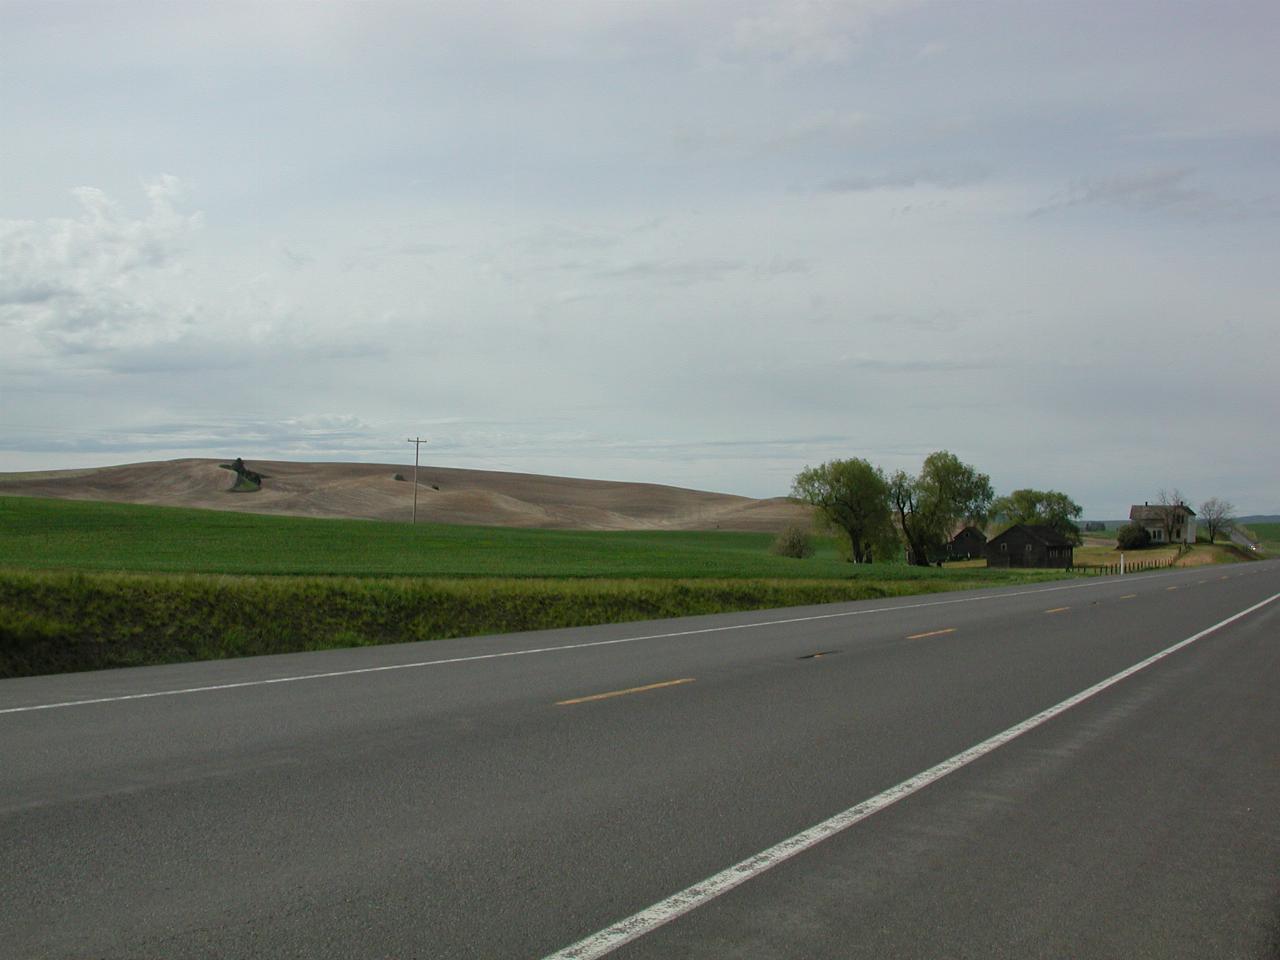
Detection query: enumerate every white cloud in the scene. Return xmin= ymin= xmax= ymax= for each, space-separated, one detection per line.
xmin=822 ymin=168 xmax=986 ymax=192
xmin=0 ymin=177 xmax=203 ymax=355
xmin=723 ymin=0 xmax=919 ymax=66
xmin=1034 ymin=168 xmax=1208 ymax=215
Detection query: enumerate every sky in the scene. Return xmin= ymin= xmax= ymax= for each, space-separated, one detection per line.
xmin=2 ymin=0 xmax=1277 ymax=518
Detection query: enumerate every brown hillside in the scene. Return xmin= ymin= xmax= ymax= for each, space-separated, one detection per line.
xmin=0 ymin=459 xmax=811 ymax=532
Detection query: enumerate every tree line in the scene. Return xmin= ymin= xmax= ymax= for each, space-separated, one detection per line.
xmin=791 ymin=452 xmax=1083 ymax=566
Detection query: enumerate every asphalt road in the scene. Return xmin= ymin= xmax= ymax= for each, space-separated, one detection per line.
xmin=3 ymin=561 xmax=1278 ymax=959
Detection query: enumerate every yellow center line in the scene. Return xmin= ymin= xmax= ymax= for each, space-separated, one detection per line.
xmin=1045 ymin=606 xmax=1070 ymax=614
xmin=1119 ymin=594 xmax=1137 ymax=599
xmin=1167 ymin=586 xmax=1178 ymax=591
xmin=905 ymin=627 xmax=955 ymax=640
xmin=556 ymin=677 xmax=695 ymax=706
xmin=1219 ymin=576 xmax=1230 ymax=581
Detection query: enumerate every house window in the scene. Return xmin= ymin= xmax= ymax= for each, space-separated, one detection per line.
xmin=1001 ymin=543 xmax=1007 ymax=552
xmin=1025 ymin=544 xmax=1032 ymax=552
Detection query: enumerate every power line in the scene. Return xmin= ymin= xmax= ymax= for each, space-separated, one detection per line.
xmin=406 ymin=437 xmax=427 ymax=524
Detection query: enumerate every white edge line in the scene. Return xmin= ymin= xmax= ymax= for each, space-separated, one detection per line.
xmin=541 ymin=591 xmax=1280 ymax=960
xmin=0 ymin=566 xmax=1242 ymax=715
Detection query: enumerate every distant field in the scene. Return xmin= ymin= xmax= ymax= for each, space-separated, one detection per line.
xmin=1246 ymin=522 xmax=1280 ymax=556
xmin=0 ymin=496 xmax=1035 ymax=583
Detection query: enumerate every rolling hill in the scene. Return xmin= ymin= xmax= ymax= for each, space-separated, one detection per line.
xmin=0 ymin=458 xmax=809 ymax=532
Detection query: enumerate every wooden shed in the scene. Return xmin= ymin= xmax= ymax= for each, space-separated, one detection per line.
xmin=985 ymin=524 xmax=1074 ymax=569
xmin=947 ymin=526 xmax=988 ymax=560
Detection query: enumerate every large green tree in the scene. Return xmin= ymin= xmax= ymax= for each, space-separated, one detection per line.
xmin=791 ymin=458 xmax=892 ymax=563
xmin=889 ymin=451 xmax=993 ymax=566
xmin=990 ymin=488 xmax=1083 ymax=544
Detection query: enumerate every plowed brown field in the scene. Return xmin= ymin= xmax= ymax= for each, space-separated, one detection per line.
xmin=0 ymin=459 xmax=809 ymax=532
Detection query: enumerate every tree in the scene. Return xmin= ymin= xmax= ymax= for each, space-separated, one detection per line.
xmin=770 ymin=525 xmax=814 ymax=559
xmin=1152 ymin=487 xmax=1189 ymax=543
xmin=990 ymin=488 xmax=1084 ymax=544
xmin=791 ymin=459 xmax=892 ymax=563
xmin=889 ymin=451 xmax=993 ymax=566
xmin=1198 ymin=497 xmax=1235 ymax=543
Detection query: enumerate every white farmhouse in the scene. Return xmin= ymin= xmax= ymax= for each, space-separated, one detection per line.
xmin=1129 ymin=502 xmax=1197 ymax=544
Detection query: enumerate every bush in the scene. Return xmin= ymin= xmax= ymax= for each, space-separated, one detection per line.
xmin=1116 ymin=522 xmax=1151 ymax=550
xmin=770 ymin=525 xmax=815 ymax=559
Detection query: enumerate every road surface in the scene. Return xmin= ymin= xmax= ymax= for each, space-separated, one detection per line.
xmin=3 ymin=560 xmax=1278 ymax=958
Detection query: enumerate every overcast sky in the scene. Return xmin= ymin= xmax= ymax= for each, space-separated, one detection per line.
xmin=2 ymin=1 xmax=1276 ymax=517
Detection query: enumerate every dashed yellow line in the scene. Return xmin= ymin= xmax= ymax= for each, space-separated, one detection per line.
xmin=556 ymin=677 xmax=695 ymax=706
xmin=1167 ymin=586 xmax=1179 ymax=591
xmin=905 ymin=627 xmax=956 ymax=640
xmin=1119 ymin=594 xmax=1137 ymax=600
xmin=1045 ymin=606 xmax=1070 ymax=614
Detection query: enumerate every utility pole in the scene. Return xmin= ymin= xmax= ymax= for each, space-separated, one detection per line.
xmin=406 ymin=437 xmax=427 ymax=524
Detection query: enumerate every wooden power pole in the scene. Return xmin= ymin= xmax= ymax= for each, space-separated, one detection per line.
xmin=406 ymin=437 xmax=427 ymax=524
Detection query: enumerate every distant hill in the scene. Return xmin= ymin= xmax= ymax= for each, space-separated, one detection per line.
xmin=1237 ymin=515 xmax=1280 ymax=525
xmin=0 ymin=458 xmax=810 ymax=533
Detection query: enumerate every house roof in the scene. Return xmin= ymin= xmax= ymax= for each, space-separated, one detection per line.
xmin=987 ymin=523 xmax=1074 ymax=547
xmin=1130 ymin=503 xmax=1196 ymax=521
xmin=950 ymin=525 xmax=987 ymax=542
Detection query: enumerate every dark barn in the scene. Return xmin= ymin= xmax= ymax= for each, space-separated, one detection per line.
xmin=948 ymin=526 xmax=988 ymax=560
xmin=986 ymin=524 xmax=1074 ymax=569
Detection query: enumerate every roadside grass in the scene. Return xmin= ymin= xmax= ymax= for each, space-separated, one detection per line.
xmin=0 ymin=570 xmax=1055 ymax=678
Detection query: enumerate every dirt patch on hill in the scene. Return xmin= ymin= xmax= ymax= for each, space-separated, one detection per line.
xmin=0 ymin=458 xmax=811 ymax=532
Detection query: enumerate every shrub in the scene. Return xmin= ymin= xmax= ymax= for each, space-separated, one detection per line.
xmin=393 ymin=473 xmax=406 ymax=481
xmin=770 ymin=525 xmax=815 ymax=559
xmin=1116 ymin=522 xmax=1151 ymax=550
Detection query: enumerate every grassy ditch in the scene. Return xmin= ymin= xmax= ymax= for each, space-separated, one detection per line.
xmin=0 ymin=570 xmax=1001 ymax=678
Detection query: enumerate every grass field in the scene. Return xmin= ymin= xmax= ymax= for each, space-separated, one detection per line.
xmin=1241 ymin=522 xmax=1279 ymax=557
xmin=0 ymin=495 xmax=1014 ymax=582
xmin=0 ymin=496 xmax=1075 ymax=678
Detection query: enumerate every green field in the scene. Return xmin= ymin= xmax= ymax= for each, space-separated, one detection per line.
xmin=1 ymin=495 xmax=1004 ymax=582
xmin=0 ymin=496 xmax=1062 ymax=678
xmin=1245 ymin=522 xmax=1280 ymax=556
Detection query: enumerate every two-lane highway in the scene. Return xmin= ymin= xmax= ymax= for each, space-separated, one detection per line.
xmin=3 ymin=561 xmax=1278 ymax=958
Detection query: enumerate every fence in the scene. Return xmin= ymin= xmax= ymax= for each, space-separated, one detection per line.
xmin=1072 ymin=546 xmax=1186 ymax=577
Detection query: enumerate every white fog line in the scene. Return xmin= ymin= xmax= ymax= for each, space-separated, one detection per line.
xmin=542 ymin=591 xmax=1280 ymax=960
xmin=0 ymin=567 xmax=1232 ymax=715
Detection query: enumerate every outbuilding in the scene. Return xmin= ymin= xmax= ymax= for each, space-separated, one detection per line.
xmin=986 ymin=524 xmax=1074 ymax=569
xmin=947 ymin=525 xmax=988 ymax=560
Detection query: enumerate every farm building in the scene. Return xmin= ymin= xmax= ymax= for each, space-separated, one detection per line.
xmin=985 ymin=524 xmax=1075 ymax=569
xmin=1129 ymin=502 xmax=1197 ymax=544
xmin=947 ymin=526 xmax=987 ymax=560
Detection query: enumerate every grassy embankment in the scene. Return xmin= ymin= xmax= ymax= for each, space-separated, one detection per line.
xmin=1071 ymin=540 xmax=1253 ymax=567
xmin=0 ymin=496 xmax=1060 ymax=677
